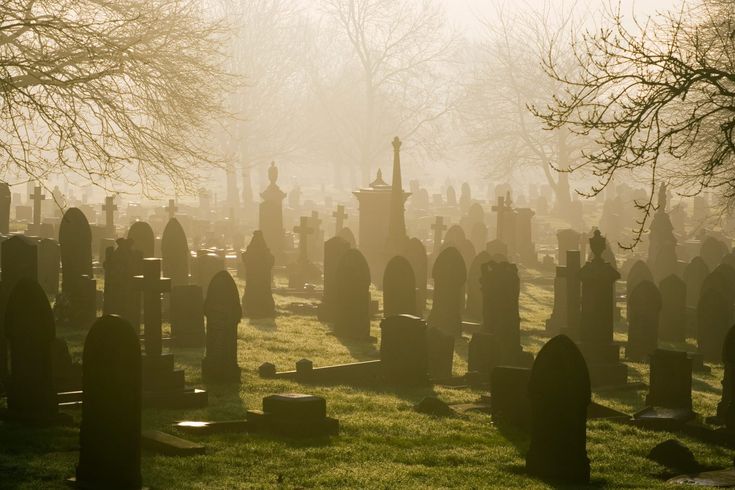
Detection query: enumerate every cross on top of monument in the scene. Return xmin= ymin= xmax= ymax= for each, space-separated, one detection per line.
xmin=103 ymin=195 xmax=117 ymax=228
xmin=333 ymin=205 xmax=348 ymax=233
xmin=167 ymin=199 xmax=177 ymax=220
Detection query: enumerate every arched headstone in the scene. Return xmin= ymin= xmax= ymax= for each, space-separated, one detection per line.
xmin=659 ymin=274 xmax=686 ymax=343
xmin=526 ymin=335 xmax=591 ymax=484
xmin=318 ymin=236 xmax=350 ymax=322
xmin=626 ymin=280 xmax=662 ymax=361
xmin=684 ymin=257 xmax=709 ymax=308
xmin=59 ymin=207 xmax=93 ymax=294
xmin=75 ymin=315 xmax=141 ymax=488
xmin=202 ymin=271 xmax=242 ymax=383
xmin=127 ymin=221 xmax=155 ymax=258
xmin=428 ymin=246 xmax=466 ymax=337
xmin=161 ymin=218 xmax=189 ymax=287
xmin=334 ymin=249 xmax=371 ymax=339
xmin=382 ymin=255 xmax=416 ymax=317
xmin=626 ymin=260 xmax=653 ymax=299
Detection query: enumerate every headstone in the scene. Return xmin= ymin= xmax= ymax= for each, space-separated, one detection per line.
xmin=428 ymin=246 xmax=466 ymax=337
xmin=465 ymin=251 xmax=490 ymax=320
xmin=3 ymin=278 xmax=69 ymax=425
xmin=29 ymin=185 xmax=45 ymax=235
xmin=426 ymin=327 xmax=454 ymax=379
xmin=74 ymin=316 xmax=141 ymax=489
xmin=0 ymin=182 xmax=10 ymax=234
xmin=626 ymin=280 xmax=662 ymax=361
xmin=382 ymin=255 xmax=416 ymax=317
xmin=561 ymin=250 xmax=581 ymax=339
xmin=491 ymin=366 xmax=531 ymax=429
xmin=701 ymin=236 xmax=728 ymax=271
xmin=526 ymin=335 xmax=591 ymax=485
xmin=334 ymin=249 xmax=371 ymax=339
xmin=58 ymin=207 xmax=96 ymax=328
xmin=103 ymin=238 xmax=139 ymax=326
xmin=127 ymin=221 xmax=155 ymax=258
xmin=646 ymin=349 xmax=693 ymax=410
xmin=102 ymin=195 xmax=117 ymax=238
xmin=627 ymin=260 xmax=654 ymax=299
xmin=37 ymin=238 xmax=60 ymax=296
xmin=170 ymin=285 xmax=205 ymax=348
xmin=161 ymin=218 xmax=190 ymax=287
xmin=202 ymin=271 xmax=242 ymax=383
xmin=556 ymin=228 xmax=582 ymax=266
xmin=380 ymin=315 xmax=428 ymax=386
xmin=659 ymin=275 xmax=687 ymax=343
xmin=288 ymin=216 xmax=320 ymax=289
xmin=134 ymin=258 xmax=171 ymax=358
xmin=318 ymin=236 xmax=350 ymax=322
xmin=715 ymin=325 xmax=735 ymax=429
xmin=242 ymin=231 xmax=276 ymax=319
xmin=545 ymin=266 xmax=566 ymax=335
xmin=697 ymin=285 xmax=733 ymax=362
xmin=195 ymin=250 xmax=225 ymax=297
xmin=337 ymin=226 xmax=357 ymax=249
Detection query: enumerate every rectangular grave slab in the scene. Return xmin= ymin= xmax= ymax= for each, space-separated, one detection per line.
xmin=632 ymin=406 xmax=697 ymax=431
xmin=142 ymin=430 xmax=205 ymax=456
xmin=246 ymin=393 xmax=339 ymax=438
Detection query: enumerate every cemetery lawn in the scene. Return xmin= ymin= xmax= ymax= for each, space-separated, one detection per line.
xmin=1 ymin=270 xmax=732 ymax=489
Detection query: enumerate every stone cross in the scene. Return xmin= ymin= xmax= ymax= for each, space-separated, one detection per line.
xmin=31 ymin=186 xmax=45 ymax=227
xmin=333 ymin=205 xmax=348 ymax=235
xmin=431 ymin=216 xmax=447 ymax=254
xmin=103 ymin=196 xmax=117 ymax=236
xmin=133 ymin=258 xmax=171 ymax=358
xmin=293 ymin=216 xmax=313 ymax=262
xmin=167 ymin=199 xmax=178 ymax=220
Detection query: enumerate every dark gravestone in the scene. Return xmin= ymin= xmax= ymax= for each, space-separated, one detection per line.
xmin=578 ymin=231 xmax=626 ymax=387
xmin=646 ymin=349 xmax=693 ymax=410
xmin=38 ymin=238 xmax=60 ymax=296
xmin=716 ymin=325 xmax=735 ymax=429
xmin=626 ymin=260 xmax=654 ymax=299
xmin=465 ymin=251 xmax=490 ymax=320
xmin=202 ymin=271 xmax=242 ymax=383
xmin=561 ymin=250 xmax=582 ymax=340
xmin=400 ymin=237 xmax=428 ymax=315
xmin=127 ymin=220 xmax=155 ymax=259
xmin=75 ymin=315 xmax=141 ymax=489
xmin=246 ymin=393 xmax=339 ymax=437
xmin=626 ymin=280 xmax=662 ymax=362
xmin=334 ymin=249 xmax=371 ymax=339
xmin=428 ymin=246 xmax=466 ymax=337
xmin=443 ymin=224 xmax=466 ymax=247
xmin=103 ymin=238 xmax=139 ymax=326
xmin=242 ymin=231 xmax=275 ymax=319
xmin=698 ymin=274 xmax=734 ymax=362
xmin=161 ymin=218 xmax=190 ymax=287
xmin=659 ymin=274 xmax=687 ymax=343
xmin=59 ymin=207 xmax=93 ymax=295
xmin=0 ymin=182 xmax=10 ymax=234
xmin=3 ymin=278 xmax=70 ymax=425
xmin=134 ymin=258 xmax=171 ymax=358
xmin=476 ymin=260 xmax=532 ymax=370
xmin=318 ymin=236 xmax=350 ymax=322
xmin=382 ymin=255 xmax=416 ymax=317
xmin=684 ymin=257 xmax=709 ymax=308
xmin=171 ymin=285 xmax=205 ymax=348
xmin=526 ymin=335 xmax=591 ymax=485
xmin=380 ymin=315 xmax=428 ymax=386
xmin=337 ymin=226 xmax=357 ymax=249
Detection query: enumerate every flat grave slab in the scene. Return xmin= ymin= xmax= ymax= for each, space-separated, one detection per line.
xmin=142 ymin=430 xmax=205 ymax=456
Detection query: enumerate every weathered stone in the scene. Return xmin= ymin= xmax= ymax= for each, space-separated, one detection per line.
xmin=202 ymin=271 xmax=242 ymax=383
xmin=382 ymin=255 xmax=416 ymax=317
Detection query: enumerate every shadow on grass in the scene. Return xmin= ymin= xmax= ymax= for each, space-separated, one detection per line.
xmin=248 ymin=317 xmax=278 ymax=332
xmin=692 ymin=376 xmax=721 ymax=396
xmin=506 ymin=464 xmax=608 ymax=489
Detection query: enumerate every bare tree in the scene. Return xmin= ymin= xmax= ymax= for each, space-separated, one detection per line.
xmin=0 ymin=0 xmax=231 ymax=194
xmin=459 ymin=1 xmax=591 ymax=215
xmin=536 ymin=0 xmax=735 ymax=244
xmin=316 ymin=0 xmax=457 ymax=183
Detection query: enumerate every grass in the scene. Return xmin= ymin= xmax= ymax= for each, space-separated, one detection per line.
xmin=0 ymin=268 xmax=732 ymax=489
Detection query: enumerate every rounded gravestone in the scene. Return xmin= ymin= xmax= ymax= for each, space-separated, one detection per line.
xmin=334 ymin=249 xmax=371 ymax=339
xmin=526 ymin=334 xmax=591 ymax=484
xmin=626 ymin=260 xmax=653 ymax=299
xmin=701 ymin=236 xmax=728 ymax=271
xmin=697 ymin=286 xmax=733 ymax=362
xmin=202 ymin=270 xmax=242 ymax=383
xmin=76 ymin=315 xmax=141 ymax=488
xmin=382 ymin=255 xmax=416 ymax=317
xmin=161 ymin=218 xmax=189 ymax=287
xmin=684 ymin=257 xmax=710 ymax=308
xmin=428 ymin=246 xmax=467 ymax=337
xmin=442 ymin=225 xmax=466 ymax=246
xmin=58 ymin=207 xmax=92 ymax=294
xmin=401 ymin=238 xmax=428 ymax=315
xmin=127 ymin=221 xmax=155 ymax=258
xmin=659 ymin=274 xmax=687 ymax=343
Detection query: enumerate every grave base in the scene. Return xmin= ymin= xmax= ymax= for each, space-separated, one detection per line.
xmin=246 ymin=410 xmax=339 ymax=438
xmin=632 ymin=406 xmax=697 ymax=431
xmin=201 ymin=358 xmax=241 ymax=384
xmin=142 ymin=430 xmax=205 ymax=456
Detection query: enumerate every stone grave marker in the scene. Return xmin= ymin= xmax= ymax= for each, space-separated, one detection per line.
xmin=426 ymin=327 xmax=454 ymax=380
xmin=73 ymin=315 xmax=141 ymax=489
xmin=428 ymin=246 xmax=466 ymax=337
xmin=380 ymin=315 xmax=428 ymax=386
xmin=242 ymin=231 xmax=275 ymax=319
xmin=195 ymin=249 xmax=225 ymax=297
xmin=318 ymin=236 xmax=350 ymax=322
xmin=337 ymin=226 xmax=357 ymax=249
xmin=701 ymin=236 xmax=728 ymax=271
xmin=171 ymin=285 xmax=205 ymax=348
xmin=2 ymin=278 xmax=71 ymax=425
xmin=465 ymin=251 xmax=490 ymax=321
xmin=382 ymin=255 xmax=416 ymax=317
xmin=714 ymin=325 xmax=735 ymax=428
xmin=334 ymin=249 xmax=371 ymax=339
xmin=544 ymin=266 xmax=567 ymax=336
xmin=697 ymin=285 xmax=733 ymax=362
xmin=58 ymin=207 xmax=96 ymax=328
xmin=626 ymin=260 xmax=654 ymax=299
xmin=684 ymin=257 xmax=710 ymax=309
xmin=246 ymin=393 xmax=339 ymax=437
xmin=202 ymin=270 xmax=242 ymax=383
xmin=626 ymin=280 xmax=662 ymax=362
xmin=526 ymin=335 xmax=591 ymax=485
xmin=103 ymin=238 xmax=139 ymax=326
xmin=0 ymin=182 xmax=10 ymax=234
xmin=259 ymin=161 xmax=287 ymax=263
xmin=161 ymin=217 xmax=190 ymax=287
xmin=400 ymin=237 xmax=428 ymax=315
xmin=127 ymin=220 xmax=155 ymax=258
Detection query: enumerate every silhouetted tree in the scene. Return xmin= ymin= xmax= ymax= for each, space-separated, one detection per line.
xmin=0 ymin=0 xmax=231 ymax=193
